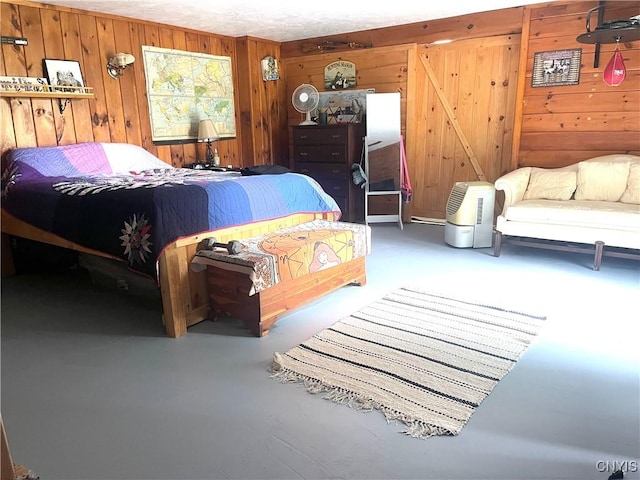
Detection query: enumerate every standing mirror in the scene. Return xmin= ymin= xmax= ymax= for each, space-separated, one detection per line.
xmin=364 ymin=92 xmax=403 ymax=229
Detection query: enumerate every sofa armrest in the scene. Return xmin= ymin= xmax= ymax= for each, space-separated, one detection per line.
xmin=494 ymin=167 xmax=532 ymax=209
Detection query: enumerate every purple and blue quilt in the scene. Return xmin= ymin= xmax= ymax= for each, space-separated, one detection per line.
xmin=1 ymin=143 xmax=341 ymax=279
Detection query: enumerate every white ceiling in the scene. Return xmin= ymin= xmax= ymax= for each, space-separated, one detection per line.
xmin=39 ymin=0 xmax=550 ymax=42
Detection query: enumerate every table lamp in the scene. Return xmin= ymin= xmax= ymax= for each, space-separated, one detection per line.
xmin=198 ymin=119 xmax=220 ymax=166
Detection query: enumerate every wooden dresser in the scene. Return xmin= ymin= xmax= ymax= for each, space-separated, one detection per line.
xmin=291 ymin=124 xmax=365 ymax=222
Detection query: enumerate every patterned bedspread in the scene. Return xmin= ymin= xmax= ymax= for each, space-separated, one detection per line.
xmin=191 ymin=220 xmax=370 ymax=294
xmin=1 ymin=143 xmax=341 ymax=279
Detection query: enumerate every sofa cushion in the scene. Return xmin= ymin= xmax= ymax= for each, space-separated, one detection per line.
xmin=575 ymin=161 xmax=631 ymax=201
xmin=620 ymin=163 xmax=640 ymax=205
xmin=502 ymin=199 xmax=640 ymax=230
xmin=523 ymin=169 xmax=577 ymax=200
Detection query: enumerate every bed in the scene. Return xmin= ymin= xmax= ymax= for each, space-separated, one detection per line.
xmin=1 ymin=142 xmax=341 ymax=337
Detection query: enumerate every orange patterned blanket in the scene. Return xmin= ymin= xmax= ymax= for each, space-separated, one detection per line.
xmin=191 ymin=220 xmax=370 ymax=294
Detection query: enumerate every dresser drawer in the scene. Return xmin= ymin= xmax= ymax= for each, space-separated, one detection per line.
xmin=296 ymin=162 xmax=348 ymax=178
xmin=291 ymin=123 xmax=364 ymax=223
xmin=292 ymin=126 xmax=351 ymax=145
xmin=294 ymin=145 xmax=347 ymax=163
xmin=314 ymin=177 xmax=350 ymax=197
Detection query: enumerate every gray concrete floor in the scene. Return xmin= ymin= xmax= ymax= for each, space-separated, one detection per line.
xmin=1 ymin=223 xmax=639 ymax=480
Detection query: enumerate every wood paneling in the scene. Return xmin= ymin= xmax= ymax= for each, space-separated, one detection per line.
xmin=281 ymin=9 xmax=526 ymax=221
xmin=281 ymin=7 xmax=527 ymax=58
xmin=0 ymin=0 xmax=279 ymax=169
xmin=2 ymin=0 xmax=638 ymax=221
xmin=409 ymin=36 xmax=521 ymax=219
xmin=514 ymin=0 xmax=640 ymax=168
xmin=282 ymin=44 xmax=411 ymax=130
xmin=235 ymin=36 xmax=287 ymax=167
xmin=283 ymin=44 xmax=412 ymax=215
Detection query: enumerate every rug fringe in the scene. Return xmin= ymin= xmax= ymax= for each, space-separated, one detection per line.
xmin=270 ymin=353 xmax=455 ymax=439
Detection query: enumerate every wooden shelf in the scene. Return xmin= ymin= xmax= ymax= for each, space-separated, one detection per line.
xmin=0 ymin=85 xmax=94 ymax=113
xmin=0 ymin=90 xmax=93 ymax=99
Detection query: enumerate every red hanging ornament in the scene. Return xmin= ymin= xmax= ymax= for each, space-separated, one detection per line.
xmin=603 ymin=41 xmax=626 ymax=87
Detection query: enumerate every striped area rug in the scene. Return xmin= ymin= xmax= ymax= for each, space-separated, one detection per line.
xmin=270 ymin=286 xmax=546 ymax=438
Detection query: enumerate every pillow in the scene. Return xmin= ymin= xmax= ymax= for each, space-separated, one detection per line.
xmin=574 ymin=161 xmax=631 ymax=201
xmin=4 ymin=143 xmax=172 ymax=183
xmin=102 ymin=143 xmax=172 ymax=173
xmin=523 ymin=169 xmax=577 ymax=200
xmin=5 ymin=142 xmax=111 ymax=179
xmin=620 ymin=163 xmax=640 ymax=205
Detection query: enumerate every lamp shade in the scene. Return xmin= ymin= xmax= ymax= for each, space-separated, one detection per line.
xmin=198 ymin=119 xmax=219 ymax=141
xmin=112 ymin=52 xmax=135 ymax=67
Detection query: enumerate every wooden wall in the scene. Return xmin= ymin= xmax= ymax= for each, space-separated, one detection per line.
xmin=2 ymin=0 xmax=638 ymax=219
xmin=281 ymin=7 xmax=528 ymax=219
xmin=515 ymin=1 xmax=640 ymax=168
xmin=235 ymin=37 xmax=288 ymax=166
xmin=281 ymin=1 xmax=639 ymax=172
xmin=0 ymin=0 xmax=285 ymax=168
xmin=281 ymin=0 xmax=639 ymax=218
xmin=409 ymin=36 xmax=522 ymax=219
xmin=283 ymin=44 xmax=413 ymax=136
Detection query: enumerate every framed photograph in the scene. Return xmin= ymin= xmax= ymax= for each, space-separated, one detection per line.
xmin=42 ymin=58 xmax=85 ymax=93
xmin=532 ymin=49 xmax=582 ymax=87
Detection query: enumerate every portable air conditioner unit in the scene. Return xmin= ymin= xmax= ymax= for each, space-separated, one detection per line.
xmin=444 ymin=181 xmax=495 ymax=248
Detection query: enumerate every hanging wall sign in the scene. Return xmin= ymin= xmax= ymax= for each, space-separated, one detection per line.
xmin=532 ymin=49 xmax=582 ymax=87
xmin=261 ymin=56 xmax=280 ymax=81
xmin=324 ymin=60 xmax=356 ymax=90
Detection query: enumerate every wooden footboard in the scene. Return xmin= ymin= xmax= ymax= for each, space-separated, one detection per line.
xmin=1 ymin=209 xmax=335 ymax=337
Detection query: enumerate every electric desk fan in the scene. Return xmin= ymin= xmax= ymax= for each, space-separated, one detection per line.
xmin=292 ymin=83 xmax=319 ymax=125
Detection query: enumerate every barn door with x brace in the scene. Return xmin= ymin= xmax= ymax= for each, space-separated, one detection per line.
xmin=407 ymin=36 xmax=520 ymax=220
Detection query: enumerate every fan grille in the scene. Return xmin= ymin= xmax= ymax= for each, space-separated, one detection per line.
xmin=292 ymin=83 xmax=319 ymax=113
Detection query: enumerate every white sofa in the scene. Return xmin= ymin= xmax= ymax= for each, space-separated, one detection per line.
xmin=493 ymin=154 xmax=640 ymax=270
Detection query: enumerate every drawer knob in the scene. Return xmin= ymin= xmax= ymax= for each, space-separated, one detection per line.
xmin=300 ymin=152 xmax=308 ymax=156
xmin=300 ymin=135 xmax=308 ymax=139
xmin=331 ymin=152 xmax=340 ymax=156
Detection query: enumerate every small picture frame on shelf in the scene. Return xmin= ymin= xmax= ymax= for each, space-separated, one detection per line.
xmin=43 ymin=58 xmax=86 ymax=94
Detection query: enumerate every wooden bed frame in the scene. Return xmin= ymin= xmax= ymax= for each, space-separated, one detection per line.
xmin=1 ymin=209 xmax=335 ymax=338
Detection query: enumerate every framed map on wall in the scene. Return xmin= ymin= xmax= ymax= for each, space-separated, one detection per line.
xmin=141 ymin=46 xmax=236 ymax=143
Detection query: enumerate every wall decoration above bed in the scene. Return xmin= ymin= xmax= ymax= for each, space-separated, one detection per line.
xmin=42 ymin=58 xmax=86 ymax=92
xmin=141 ymin=46 xmax=237 ymax=143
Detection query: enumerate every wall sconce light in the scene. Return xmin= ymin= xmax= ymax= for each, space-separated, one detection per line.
xmin=106 ymin=52 xmax=135 ymax=79
xmin=198 ymin=119 xmax=220 ymax=166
